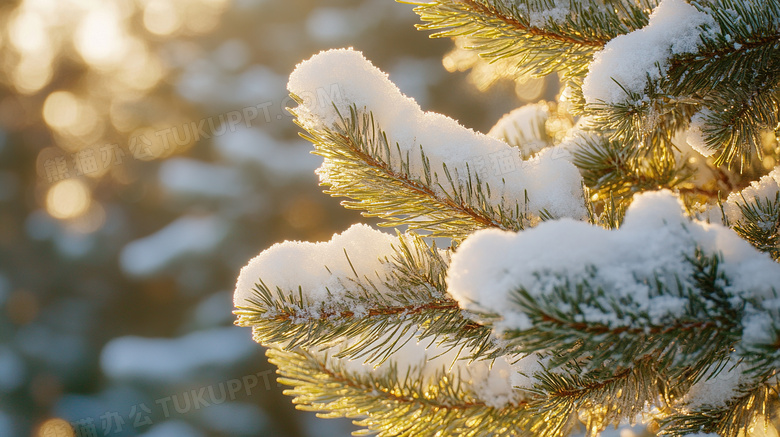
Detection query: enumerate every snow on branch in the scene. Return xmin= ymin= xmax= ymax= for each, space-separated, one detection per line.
xmin=234 ymin=223 xmax=398 ymax=312
xmin=233 ymin=224 xmax=496 ymax=363
xmin=444 ymin=190 xmax=780 ymax=430
xmin=447 ymin=190 xmax=780 ymax=364
xmin=287 ymin=48 xmax=586 ymax=224
xmin=582 ymin=0 xmax=717 ymax=105
xmin=720 ymin=167 xmax=780 ymax=224
xmin=487 ymin=103 xmax=553 ymax=158
xmin=710 ymin=167 xmax=780 ymax=261
xmin=233 ymin=224 xmax=549 ymax=412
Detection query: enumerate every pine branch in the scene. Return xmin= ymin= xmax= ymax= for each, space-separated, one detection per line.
xmin=406 ymin=0 xmax=651 ymax=79
xmin=697 ymin=78 xmax=780 ymax=168
xmin=583 ymin=0 xmax=780 ymax=167
xmin=584 ymin=189 xmax=627 ymax=230
xmin=585 ymin=82 xmax=700 ymax=146
xmin=730 ymin=192 xmax=780 ymax=261
xmin=235 ymin=232 xmax=496 ymax=364
xmin=527 ymin=358 xmax=667 ymax=437
xmin=666 ymin=0 xmax=780 ymax=97
xmin=659 ymin=379 xmax=780 ymax=437
xmin=457 ymin=243 xmax=778 ymax=436
xmin=572 ymin=134 xmax=693 ymax=203
xmin=475 ymin=249 xmax=742 ymax=377
xmin=295 ymin=102 xmax=533 ymax=239
xmin=738 ymin=297 xmax=780 ymax=376
xmin=268 ymin=347 xmax=536 ymax=437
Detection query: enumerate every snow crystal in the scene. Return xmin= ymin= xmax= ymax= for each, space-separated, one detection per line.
xmin=119 ymin=215 xmax=228 ymax=277
xmin=487 ymin=103 xmax=551 ymax=157
xmin=601 ymin=424 xmax=650 ymax=437
xmin=233 ymin=224 xmax=398 ymax=310
xmin=582 ymin=0 xmax=717 ymax=104
xmin=100 ymin=327 xmax=255 ymax=382
xmin=620 ymin=189 xmax=687 ymax=229
xmin=447 ymin=190 xmax=780 ymax=334
xmin=468 ymin=355 xmax=531 ymax=407
xmin=234 ymin=221 xmax=548 ymax=407
xmin=510 ymin=352 xmax=549 ymax=390
xmin=686 ymin=110 xmax=715 ymax=157
xmin=287 ymin=48 xmax=586 ymax=220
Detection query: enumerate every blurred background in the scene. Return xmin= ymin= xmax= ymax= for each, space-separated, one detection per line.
xmin=0 ymin=0 xmax=555 ymax=435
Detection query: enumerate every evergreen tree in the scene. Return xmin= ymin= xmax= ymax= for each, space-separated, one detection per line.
xmin=234 ymin=1 xmax=780 ymax=436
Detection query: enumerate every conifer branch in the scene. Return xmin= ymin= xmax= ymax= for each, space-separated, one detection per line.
xmin=235 ymin=0 xmax=780 ymax=433
xmin=699 ymin=79 xmax=780 ymax=168
xmin=659 ymin=379 xmax=780 ymax=437
xmin=294 ymin=102 xmax=533 ymax=239
xmin=268 ymin=347 xmax=536 ymax=437
xmin=584 ymin=0 xmax=780 ymax=166
xmin=666 ymin=0 xmax=780 ymax=96
xmin=235 ymin=232 xmax=496 ymax=364
xmin=527 ymin=358 xmax=666 ymax=437
xmin=730 ymin=192 xmax=780 ymax=261
xmin=406 ymin=0 xmax=650 ymax=78
xmin=584 ymin=189 xmax=628 ymax=230
xmin=572 ymin=134 xmax=693 ymax=203
xmin=473 ymin=249 xmax=743 ymax=376
xmin=586 ymin=85 xmax=700 ymax=145
xmin=442 ymin=0 xmax=610 ymax=47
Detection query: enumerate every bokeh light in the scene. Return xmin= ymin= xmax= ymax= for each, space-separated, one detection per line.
xmin=143 ymin=0 xmax=183 ymax=36
xmin=42 ymin=92 xmax=79 ymax=131
xmin=74 ymin=5 xmax=130 ymax=68
xmin=8 ymin=10 xmax=49 ymax=54
xmin=36 ymin=418 xmax=74 ymax=437
xmin=45 ymin=179 xmax=91 ymax=219
xmin=12 ymin=58 xmax=53 ymax=95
